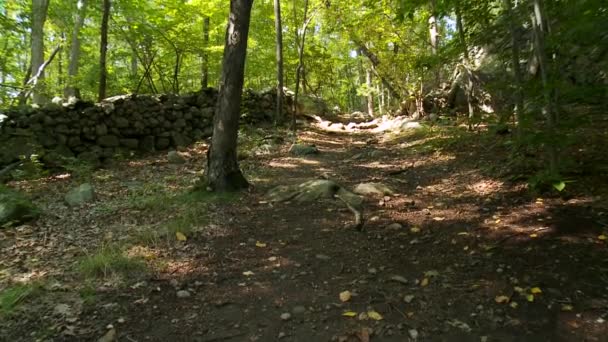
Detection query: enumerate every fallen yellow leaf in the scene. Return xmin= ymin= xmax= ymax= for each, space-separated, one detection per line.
xmin=420 ymin=278 xmax=429 ymax=287
xmin=513 ymin=286 xmax=524 ymax=293
xmin=495 ymin=295 xmax=510 ymax=304
xmin=175 ymin=232 xmax=187 ymax=241
xmin=526 ymin=294 xmax=534 ymax=302
xmin=598 ymin=235 xmax=607 ymax=241
xmin=529 ymin=233 xmax=538 ymax=238
xmin=561 ymin=304 xmax=574 ymax=312
xmin=242 ymin=271 xmax=254 ymax=276
xmin=530 ymin=287 xmax=542 ymax=294
xmin=411 ymin=227 xmax=421 ymax=233
xmin=339 ymin=291 xmax=352 ymax=302
xmin=510 ymin=301 xmax=519 ymax=309
xmin=255 ymin=241 xmax=267 ymax=248
xmin=367 ymin=311 xmax=383 ymax=321
xmin=342 ymin=311 xmax=357 ymax=317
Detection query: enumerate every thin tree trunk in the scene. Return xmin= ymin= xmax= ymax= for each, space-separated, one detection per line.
xmin=531 ymin=0 xmax=558 ymax=174
xmin=58 ymin=32 xmax=64 ymax=89
xmin=98 ymin=0 xmax=111 ymax=101
xmin=456 ymin=3 xmax=474 ymax=128
xmin=366 ymin=67 xmax=374 ymax=116
xmin=205 ymin=0 xmax=253 ymax=192
xmin=429 ymin=0 xmax=440 ymax=86
xmin=31 ymin=0 xmax=50 ymax=105
xmin=503 ymin=0 xmax=525 ymax=138
xmin=65 ymin=0 xmax=87 ymax=98
xmin=292 ymin=0 xmax=310 ymax=131
xmin=18 ymin=45 xmax=62 ymax=103
xmin=173 ymin=50 xmax=182 ymax=94
xmin=201 ymin=16 xmax=210 ymax=88
xmin=274 ymin=0 xmax=284 ymax=124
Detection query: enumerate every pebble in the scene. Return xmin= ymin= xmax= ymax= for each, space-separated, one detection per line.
xmin=278 ymin=332 xmax=286 ymax=339
xmin=404 ymin=295 xmax=415 ymax=303
xmin=390 ymin=275 xmax=408 ymax=285
xmin=315 ymin=254 xmax=331 ymax=261
xmin=368 ymin=268 xmax=378 ymax=275
xmin=408 ymin=329 xmax=419 ymax=339
xmin=386 ymin=223 xmax=403 ymax=230
xmin=280 ymin=312 xmax=292 ymax=321
xmin=292 ymin=306 xmax=307 ymax=315
xmin=176 ymin=290 xmax=191 ymax=298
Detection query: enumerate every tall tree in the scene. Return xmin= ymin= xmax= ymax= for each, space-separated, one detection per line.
xmin=30 ymin=0 xmax=50 ymax=105
xmin=64 ymin=0 xmax=87 ymax=98
xmin=292 ymin=0 xmax=311 ymax=130
xmin=502 ymin=0 xmax=524 ymax=138
xmin=98 ymin=0 xmax=110 ymax=101
xmin=428 ymin=0 xmax=440 ymax=86
xmin=201 ymin=16 xmax=210 ymax=88
xmin=273 ymin=0 xmax=284 ymax=123
xmin=205 ymin=0 xmax=253 ymax=192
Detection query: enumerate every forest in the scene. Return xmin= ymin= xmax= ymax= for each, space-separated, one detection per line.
xmin=0 ymin=0 xmax=607 ymax=341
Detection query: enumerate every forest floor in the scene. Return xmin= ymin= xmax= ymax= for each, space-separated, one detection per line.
xmin=1 ymin=115 xmax=608 ymax=342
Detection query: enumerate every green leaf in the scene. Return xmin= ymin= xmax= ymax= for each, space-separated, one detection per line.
xmin=552 ymin=181 xmax=566 ymax=192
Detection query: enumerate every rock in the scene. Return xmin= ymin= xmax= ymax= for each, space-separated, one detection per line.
xmin=389 ymin=275 xmax=408 ymax=285
xmin=289 ymin=144 xmax=319 ymax=156
xmin=156 ymin=137 xmax=171 ymax=150
xmin=401 ymin=121 xmax=423 ymax=130
xmin=65 ymin=183 xmax=95 ymax=207
xmin=167 ymin=151 xmax=186 ymax=164
xmin=98 ymin=328 xmax=116 ymax=342
xmin=176 ymin=290 xmax=191 ymax=298
xmin=0 ymin=186 xmax=39 ymax=227
xmin=292 ymin=306 xmax=307 ymax=315
xmin=408 ymin=329 xmax=419 ymax=339
xmin=280 ymin=312 xmax=292 ymax=321
xmin=119 ymin=139 xmax=139 ymax=149
xmin=315 ymin=254 xmax=331 ymax=261
xmin=97 ymin=135 xmax=120 ymax=148
xmin=386 ymin=223 xmax=403 ymax=230
xmin=353 ymin=182 xmax=395 ymax=196
xmin=140 ymin=136 xmax=156 ymax=153
xmin=95 ymin=124 xmax=108 ymax=136
xmin=404 ymin=295 xmax=415 ymax=303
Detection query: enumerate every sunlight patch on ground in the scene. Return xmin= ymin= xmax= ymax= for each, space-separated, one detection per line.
xmin=268 ymin=161 xmax=299 ymax=169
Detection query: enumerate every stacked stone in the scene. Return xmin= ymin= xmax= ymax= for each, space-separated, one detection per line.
xmin=0 ymin=88 xmax=293 ymax=166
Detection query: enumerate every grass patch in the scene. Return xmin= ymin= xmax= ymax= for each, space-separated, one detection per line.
xmin=0 ymin=283 xmax=42 ymax=317
xmin=78 ymin=245 xmax=146 ymax=279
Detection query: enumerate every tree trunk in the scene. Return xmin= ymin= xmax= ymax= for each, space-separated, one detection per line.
xmin=366 ymin=67 xmax=374 ymax=116
xmin=455 ymin=3 xmax=475 ymax=128
xmin=274 ymin=0 xmax=284 ymax=124
xmin=205 ymin=0 xmax=253 ymax=192
xmin=201 ymin=16 xmax=210 ymax=88
xmin=98 ymin=0 xmax=111 ymax=101
xmin=65 ymin=0 xmax=88 ymax=98
xmin=30 ymin=0 xmax=50 ymax=105
xmin=429 ymin=0 xmax=440 ymax=86
xmin=531 ymin=0 xmax=558 ymax=174
xmin=292 ymin=0 xmax=310 ymax=131
xmin=502 ymin=0 xmax=525 ymax=138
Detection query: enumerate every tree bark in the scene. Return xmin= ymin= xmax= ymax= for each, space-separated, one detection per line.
xmin=98 ymin=0 xmax=111 ymax=101
xmin=502 ymin=0 xmax=525 ymax=138
xmin=455 ymin=3 xmax=474 ymax=128
xmin=201 ymin=16 xmax=210 ymax=88
xmin=292 ymin=0 xmax=310 ymax=131
xmin=531 ymin=0 xmax=558 ymax=174
xmin=274 ymin=0 xmax=284 ymax=124
xmin=30 ymin=0 xmax=50 ymax=105
xmin=429 ymin=0 xmax=440 ymax=86
xmin=65 ymin=0 xmax=88 ymax=98
xmin=366 ymin=67 xmax=374 ymax=116
xmin=205 ymin=0 xmax=253 ymax=192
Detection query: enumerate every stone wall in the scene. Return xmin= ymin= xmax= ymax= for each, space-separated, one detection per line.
xmin=0 ymin=88 xmax=292 ymax=166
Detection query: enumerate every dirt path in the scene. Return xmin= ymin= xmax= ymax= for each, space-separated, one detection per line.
xmin=2 ymin=125 xmax=608 ymax=342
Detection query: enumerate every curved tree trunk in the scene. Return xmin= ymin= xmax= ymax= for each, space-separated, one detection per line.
xmin=205 ymin=0 xmax=253 ymax=192
xmin=201 ymin=16 xmax=210 ymax=88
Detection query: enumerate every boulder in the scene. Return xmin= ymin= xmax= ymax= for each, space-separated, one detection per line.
xmin=65 ymin=183 xmax=95 ymax=207
xmin=353 ymin=182 xmax=395 ymax=196
xmin=289 ymin=144 xmax=319 ymax=156
xmin=167 ymin=151 xmax=186 ymax=164
xmin=98 ymin=135 xmax=120 ymax=147
xmin=0 ymin=186 xmax=39 ymax=227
